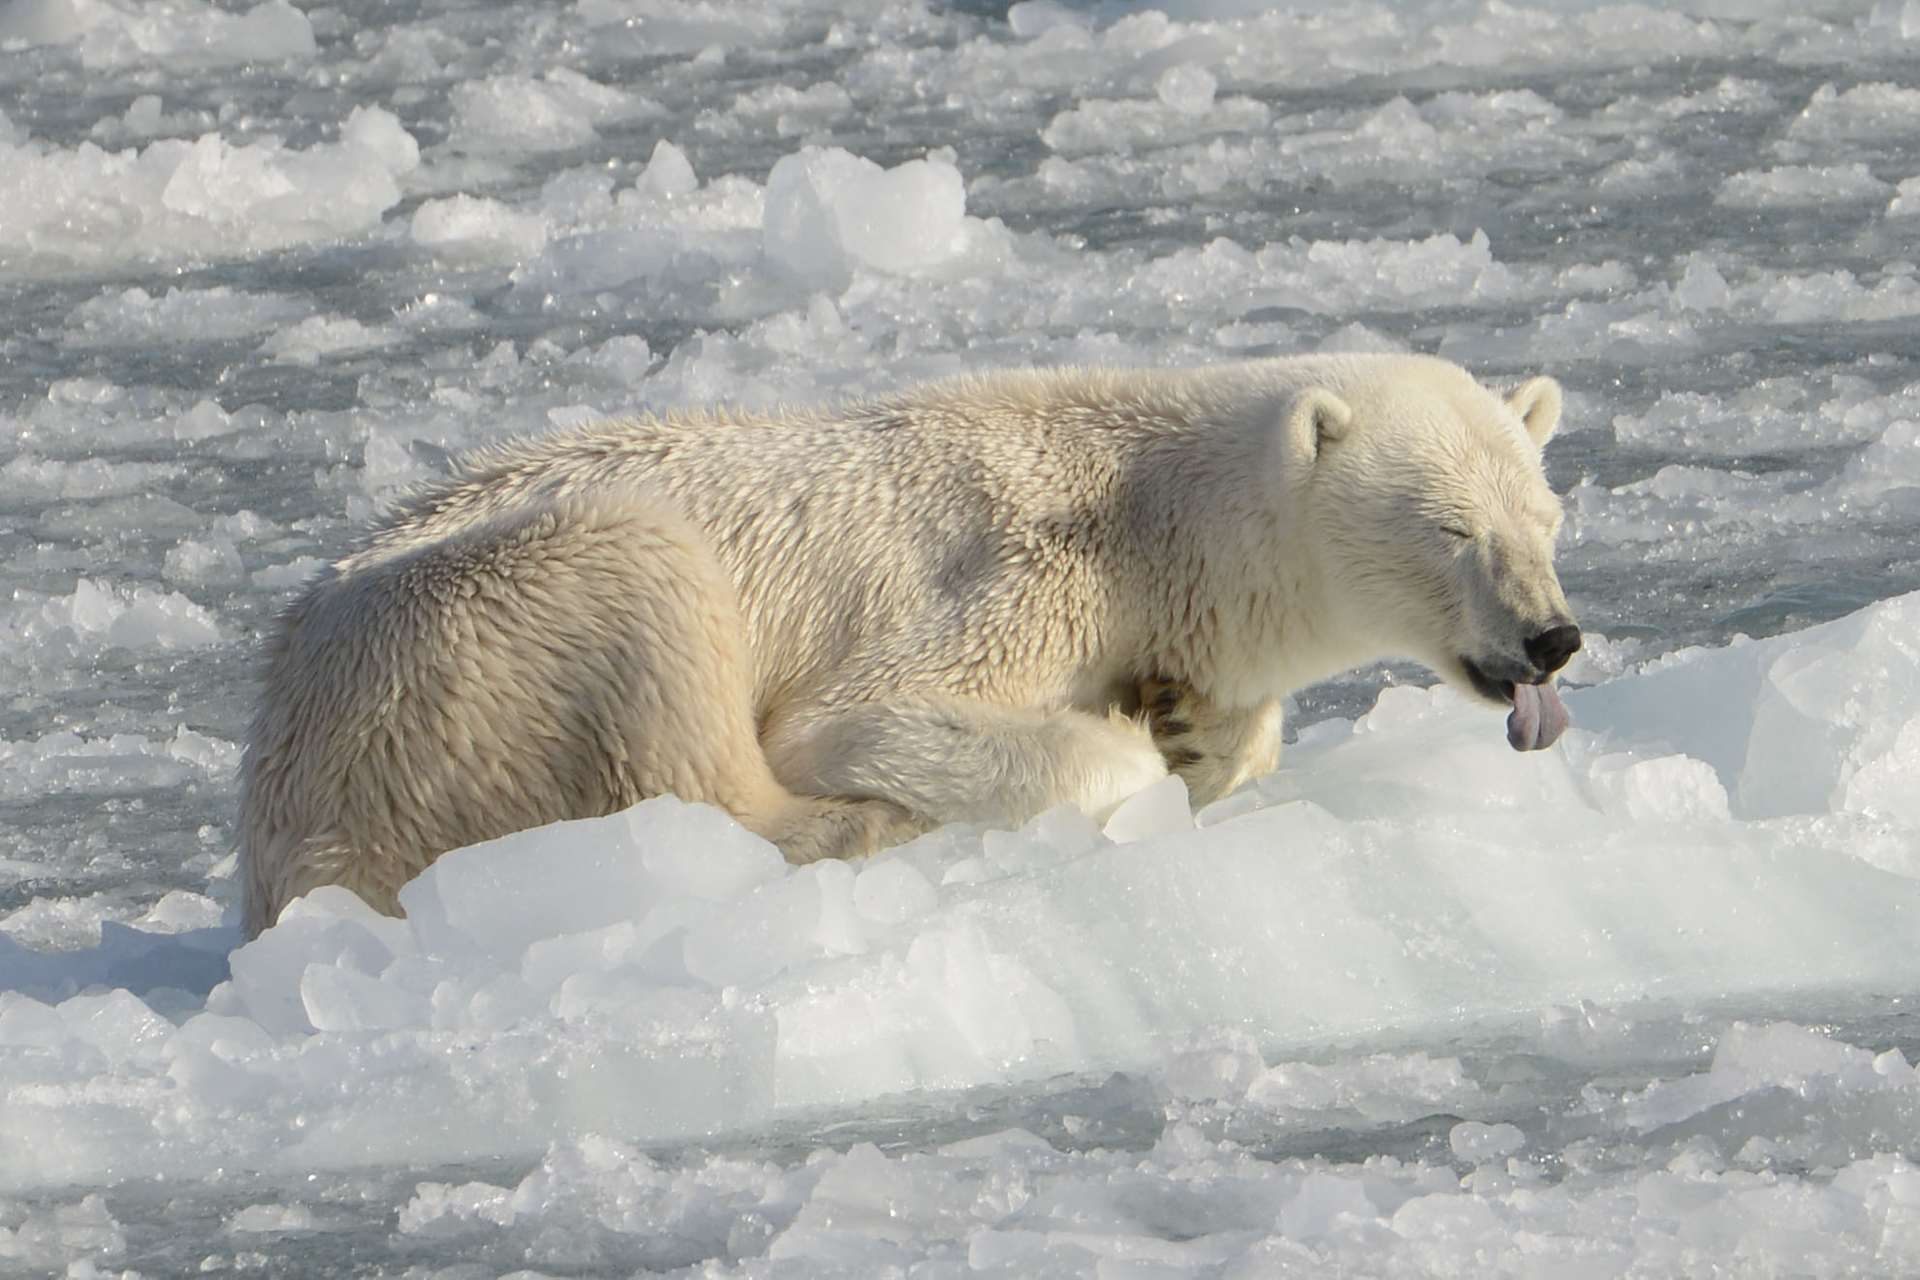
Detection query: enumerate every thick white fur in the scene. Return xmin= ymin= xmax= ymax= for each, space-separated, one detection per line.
xmin=239 ymin=353 xmax=1573 ymax=935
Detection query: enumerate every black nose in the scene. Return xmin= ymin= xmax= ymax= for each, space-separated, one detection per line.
xmin=1525 ymin=624 xmax=1582 ymax=676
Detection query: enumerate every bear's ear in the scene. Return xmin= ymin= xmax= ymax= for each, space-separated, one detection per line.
xmin=1282 ymin=387 xmax=1353 ymax=468
xmin=1507 ymin=376 xmax=1563 ymax=449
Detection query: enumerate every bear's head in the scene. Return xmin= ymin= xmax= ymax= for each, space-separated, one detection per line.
xmin=1284 ymin=356 xmax=1579 ymax=751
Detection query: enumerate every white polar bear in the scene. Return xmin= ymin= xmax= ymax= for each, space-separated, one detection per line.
xmin=239 ymin=353 xmax=1580 ymax=935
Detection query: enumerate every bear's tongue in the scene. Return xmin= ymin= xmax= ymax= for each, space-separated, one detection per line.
xmin=1506 ymin=681 xmax=1570 ymax=751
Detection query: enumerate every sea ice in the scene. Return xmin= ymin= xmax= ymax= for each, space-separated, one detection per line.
xmin=6 ymin=0 xmax=1920 ymax=1269
xmin=0 ymin=106 xmax=417 ymax=267
xmin=410 ymin=195 xmax=550 ymax=263
xmin=1787 ymin=82 xmax=1920 ymax=140
xmin=261 ymin=316 xmax=399 ymax=366
xmin=2 ymin=578 xmax=222 ymax=654
xmin=634 ymin=139 xmax=698 ymax=199
xmin=1101 ymin=774 xmax=1193 ymax=843
xmin=0 ymin=726 xmax=238 ymax=801
xmin=764 ymin=148 xmax=972 ymax=287
xmin=1717 ymin=162 xmax=1894 ymax=207
xmin=0 ymin=1194 xmax=125 ymax=1271
xmin=0 ymin=0 xmax=314 ymax=69
xmin=448 ymin=69 xmax=657 ymax=154
xmin=2 ymin=593 xmax=1914 ymax=1196
xmin=1449 ymin=1120 xmax=1525 ymax=1163
xmin=65 ymin=286 xmax=310 ymax=345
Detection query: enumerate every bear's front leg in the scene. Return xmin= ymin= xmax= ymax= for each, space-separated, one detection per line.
xmin=762 ymin=697 xmax=1169 ymax=831
xmin=1137 ymin=675 xmax=1282 ymax=806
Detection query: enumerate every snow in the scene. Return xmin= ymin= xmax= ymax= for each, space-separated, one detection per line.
xmin=4 ymin=0 xmax=1920 ymax=1271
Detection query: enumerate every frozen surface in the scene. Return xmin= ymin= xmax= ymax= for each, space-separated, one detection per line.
xmin=7 ymin=601 xmax=1920 ymax=1274
xmin=5 ymin=0 xmax=1920 ymax=1273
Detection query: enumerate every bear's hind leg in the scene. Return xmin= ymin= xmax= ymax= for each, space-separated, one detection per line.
xmin=746 ymin=793 xmax=932 ymax=865
xmin=543 ymin=498 xmax=928 ymax=866
xmin=763 ymin=698 xmax=1168 ymax=829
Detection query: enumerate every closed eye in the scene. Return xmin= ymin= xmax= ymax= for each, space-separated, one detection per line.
xmin=1441 ymin=524 xmax=1474 ymax=540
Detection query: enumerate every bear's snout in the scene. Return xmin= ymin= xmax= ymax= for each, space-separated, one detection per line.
xmin=1524 ymin=623 xmax=1581 ymax=678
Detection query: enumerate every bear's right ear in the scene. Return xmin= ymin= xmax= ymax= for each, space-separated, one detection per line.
xmin=1507 ymin=376 xmax=1563 ymax=450
xmin=1281 ymin=388 xmax=1353 ymax=469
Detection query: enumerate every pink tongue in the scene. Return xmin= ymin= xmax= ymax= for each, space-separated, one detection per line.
xmin=1506 ymin=681 xmax=1571 ymax=751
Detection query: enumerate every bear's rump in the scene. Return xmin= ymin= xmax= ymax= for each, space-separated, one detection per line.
xmin=241 ymin=490 xmax=785 ymax=931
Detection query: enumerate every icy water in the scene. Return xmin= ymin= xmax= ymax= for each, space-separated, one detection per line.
xmin=6 ymin=0 xmax=1920 ymax=1274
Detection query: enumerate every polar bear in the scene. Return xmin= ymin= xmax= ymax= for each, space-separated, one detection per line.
xmin=239 ymin=353 xmax=1580 ymax=935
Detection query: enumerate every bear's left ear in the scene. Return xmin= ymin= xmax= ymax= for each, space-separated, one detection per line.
xmin=1507 ymin=376 xmax=1563 ymax=449
xmin=1281 ymin=387 xmax=1353 ymax=470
